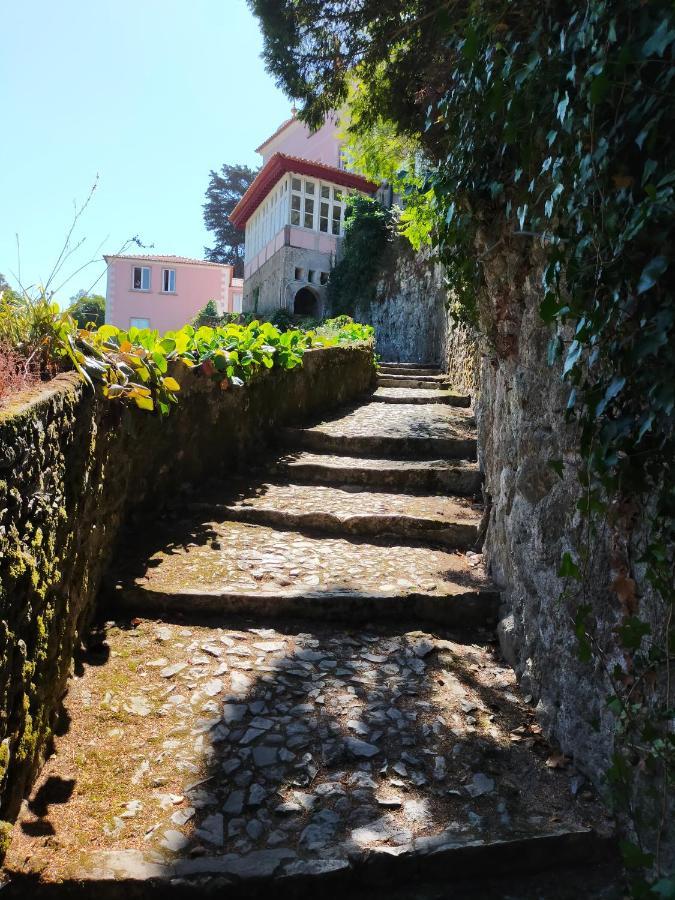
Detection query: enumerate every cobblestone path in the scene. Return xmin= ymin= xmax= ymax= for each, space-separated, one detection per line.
xmin=4 ymin=361 xmax=614 ymax=897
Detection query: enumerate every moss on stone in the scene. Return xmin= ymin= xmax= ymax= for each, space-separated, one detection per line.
xmin=0 ymin=819 xmax=13 ymax=861
xmin=0 ymin=344 xmax=374 ymax=828
xmin=0 ymin=741 xmax=10 ymax=781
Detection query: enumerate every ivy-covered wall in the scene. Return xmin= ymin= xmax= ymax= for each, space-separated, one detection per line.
xmin=0 ymin=345 xmax=375 ymax=843
xmin=473 ymin=232 xmax=672 ymax=865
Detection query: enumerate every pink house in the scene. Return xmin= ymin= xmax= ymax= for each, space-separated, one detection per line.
xmin=104 ymin=254 xmax=243 ymax=333
xmin=230 ymin=111 xmax=377 ymax=318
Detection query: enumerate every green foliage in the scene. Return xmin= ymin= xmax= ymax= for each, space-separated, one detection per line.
xmin=341 ymin=81 xmax=434 ymax=251
xmin=66 ymin=292 xmax=105 ymax=329
xmin=203 ymin=163 xmax=258 ymax=277
xmin=0 ymin=289 xmax=373 ymax=415
xmin=327 ymin=196 xmax=393 ymax=315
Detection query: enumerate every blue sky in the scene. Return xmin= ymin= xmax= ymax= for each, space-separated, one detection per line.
xmin=0 ymin=0 xmax=290 ymax=303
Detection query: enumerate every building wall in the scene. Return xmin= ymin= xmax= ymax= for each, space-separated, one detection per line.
xmin=260 ymin=115 xmax=341 ymax=168
xmin=105 ymin=258 xmax=238 ymax=333
xmin=244 ymin=173 xmax=346 ymax=280
xmin=243 ymin=243 xmax=333 ymax=317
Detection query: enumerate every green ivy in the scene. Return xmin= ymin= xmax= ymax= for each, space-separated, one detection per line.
xmin=415 ymin=2 xmax=674 ymax=886
xmin=327 ymin=195 xmax=394 ymax=315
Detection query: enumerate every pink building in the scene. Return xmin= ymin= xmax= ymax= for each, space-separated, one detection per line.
xmin=230 ymin=111 xmax=377 ymax=318
xmin=104 ymin=254 xmax=243 ymax=333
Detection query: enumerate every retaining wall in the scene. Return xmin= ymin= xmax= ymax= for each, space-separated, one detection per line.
xmin=0 ymin=345 xmax=375 ymax=841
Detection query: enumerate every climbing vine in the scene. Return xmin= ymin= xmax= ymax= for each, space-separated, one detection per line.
xmin=420 ymin=4 xmax=675 ymax=890
xmin=327 ymin=195 xmax=394 ymax=316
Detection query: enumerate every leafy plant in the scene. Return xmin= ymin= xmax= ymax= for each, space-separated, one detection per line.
xmin=0 ymin=288 xmax=373 ymax=415
xmin=327 ymin=195 xmax=394 ymax=315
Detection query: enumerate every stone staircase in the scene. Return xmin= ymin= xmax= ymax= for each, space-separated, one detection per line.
xmin=2 ymin=361 xmax=615 ymax=897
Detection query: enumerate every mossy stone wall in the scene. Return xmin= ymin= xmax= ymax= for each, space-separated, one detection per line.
xmin=0 ymin=345 xmax=375 ymax=831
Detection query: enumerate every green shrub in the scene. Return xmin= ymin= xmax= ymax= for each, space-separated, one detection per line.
xmin=0 ymin=291 xmax=373 ymax=415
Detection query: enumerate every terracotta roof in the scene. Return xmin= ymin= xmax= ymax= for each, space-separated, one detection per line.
xmin=254 ymin=114 xmax=298 ymax=154
xmin=229 ymin=153 xmax=378 ymax=230
xmin=103 ymin=254 xmax=232 ymax=269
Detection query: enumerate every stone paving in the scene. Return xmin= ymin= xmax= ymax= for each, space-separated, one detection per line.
xmin=5 ymin=618 xmax=609 ymax=887
xmin=2 ymin=362 xmax=614 ymax=894
xmin=274 ymin=452 xmax=482 ymax=494
xmin=293 ymin=402 xmax=475 ymax=441
xmin=220 ymin=480 xmax=481 ymax=527
xmin=281 ymin=401 xmax=477 ymax=458
xmin=122 ymin=521 xmax=489 ymax=597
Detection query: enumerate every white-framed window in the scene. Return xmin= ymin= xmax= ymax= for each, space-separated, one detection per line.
xmin=162 ymin=268 xmax=176 ymax=293
xmin=292 ymin=179 xmax=346 ymax=235
xmin=129 ymin=317 xmax=150 ymax=330
xmin=291 ymin=177 xmax=319 ymax=230
xmin=132 ymin=266 xmax=151 ymax=291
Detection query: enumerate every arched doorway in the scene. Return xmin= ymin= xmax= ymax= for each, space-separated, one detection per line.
xmin=293 ymin=286 xmax=319 ymax=318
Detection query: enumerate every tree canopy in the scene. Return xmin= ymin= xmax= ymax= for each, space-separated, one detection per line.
xmin=203 ymin=163 xmax=258 ymax=277
xmin=248 ymin=0 xmax=447 ymax=134
xmin=67 ymin=290 xmax=106 ymax=328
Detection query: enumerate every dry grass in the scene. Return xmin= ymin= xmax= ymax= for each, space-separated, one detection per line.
xmin=0 ymin=340 xmax=39 ymax=407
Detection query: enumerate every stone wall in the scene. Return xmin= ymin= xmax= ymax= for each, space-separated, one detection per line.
xmin=0 ymin=345 xmax=375 ymax=837
xmin=352 ymin=240 xmax=481 ymax=390
xmin=243 ymin=244 xmax=331 ymax=318
xmin=471 ymin=230 xmax=669 ymax=811
xmin=354 ymin=241 xmax=448 ymax=365
xmin=350 ymin=232 xmax=666 ymax=820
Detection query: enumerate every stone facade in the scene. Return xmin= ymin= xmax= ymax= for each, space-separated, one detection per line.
xmin=0 ymin=346 xmax=375 ymax=838
xmin=352 ymin=233 xmax=668 ymax=832
xmin=354 ymin=239 xmax=480 ymax=390
xmin=243 ymin=241 xmax=332 ymax=319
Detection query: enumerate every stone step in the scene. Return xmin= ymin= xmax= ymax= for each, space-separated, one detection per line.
xmin=190 ymin=481 xmax=482 ymax=549
xmin=372 ymin=387 xmax=470 ymax=407
xmin=280 ymin=429 xmax=476 ymax=460
xmin=114 ymin=521 xmax=496 ymax=627
xmin=5 ymin=617 xmax=615 ymax=897
xmin=379 ymin=365 xmax=443 ymax=377
xmin=379 ymin=361 xmax=439 ymax=369
xmin=377 ymin=375 xmax=451 ymax=390
xmin=273 ymin=452 xmax=482 ymax=495
xmin=279 ymin=402 xmax=477 ymax=461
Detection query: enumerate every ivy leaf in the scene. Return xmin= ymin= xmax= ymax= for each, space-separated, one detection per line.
xmin=540 ymin=293 xmax=562 ymax=324
xmin=562 ymin=340 xmax=582 ymax=375
xmin=637 ymin=256 xmax=669 ymax=294
xmin=617 ymin=616 xmax=651 ymax=652
xmin=620 ymin=840 xmax=654 ymax=871
xmin=589 ymin=72 xmax=609 ymax=105
xmin=558 ymin=552 xmax=582 ymax=580
xmin=547 ymin=458 xmax=564 ymax=478
xmin=547 ymin=334 xmax=562 ymax=365
xmin=643 ymin=20 xmax=675 ymax=58
xmin=556 ymin=91 xmax=569 ymax=122
xmin=652 ymin=877 xmax=675 ymax=899
xmin=595 ymin=375 xmax=626 ymax=416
